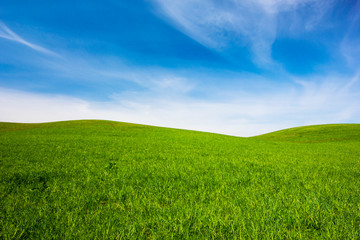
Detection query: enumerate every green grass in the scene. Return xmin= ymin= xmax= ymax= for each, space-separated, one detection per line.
xmin=0 ymin=120 xmax=359 ymax=239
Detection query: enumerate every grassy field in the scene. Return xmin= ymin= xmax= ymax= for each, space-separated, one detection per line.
xmin=0 ymin=120 xmax=359 ymax=239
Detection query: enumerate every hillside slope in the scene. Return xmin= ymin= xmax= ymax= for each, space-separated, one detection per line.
xmin=1 ymin=120 xmax=359 ymax=239
xmin=254 ymin=124 xmax=360 ymax=142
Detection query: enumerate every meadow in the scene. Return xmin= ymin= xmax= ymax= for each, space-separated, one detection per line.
xmin=0 ymin=120 xmax=359 ymax=239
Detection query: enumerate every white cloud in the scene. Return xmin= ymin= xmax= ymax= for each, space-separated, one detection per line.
xmin=97 ymin=68 xmax=196 ymax=94
xmin=0 ymin=21 xmax=59 ymax=57
xmin=151 ymin=0 xmax=332 ymax=67
xmin=1 ymin=73 xmax=359 ymax=137
xmin=340 ymin=2 xmax=360 ymax=69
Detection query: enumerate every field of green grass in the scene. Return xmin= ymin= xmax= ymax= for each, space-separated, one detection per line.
xmin=1 ymin=120 xmax=359 ymax=239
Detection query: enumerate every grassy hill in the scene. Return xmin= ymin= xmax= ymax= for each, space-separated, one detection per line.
xmin=255 ymin=124 xmax=360 ymax=143
xmin=1 ymin=120 xmax=359 ymax=239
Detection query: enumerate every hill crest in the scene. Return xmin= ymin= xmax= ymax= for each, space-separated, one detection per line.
xmin=0 ymin=120 xmax=359 ymax=142
xmin=253 ymin=123 xmax=360 ymax=142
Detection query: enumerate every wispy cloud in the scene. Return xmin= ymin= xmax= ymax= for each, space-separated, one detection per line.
xmin=0 ymin=21 xmax=58 ymax=57
xmin=1 ymin=72 xmax=359 ymax=137
xmin=340 ymin=1 xmax=360 ymax=68
xmin=0 ymin=23 xmax=197 ymax=97
xmin=151 ymin=0 xmax=333 ymax=67
xmin=97 ymin=68 xmax=196 ymax=95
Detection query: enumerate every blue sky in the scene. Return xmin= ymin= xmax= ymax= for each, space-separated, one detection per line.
xmin=0 ymin=0 xmax=359 ymax=136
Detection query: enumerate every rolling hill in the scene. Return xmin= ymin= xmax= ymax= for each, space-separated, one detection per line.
xmin=1 ymin=120 xmax=359 ymax=239
xmin=254 ymin=123 xmax=360 ymax=142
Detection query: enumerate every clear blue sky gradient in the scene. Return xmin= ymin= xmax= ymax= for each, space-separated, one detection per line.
xmin=0 ymin=0 xmax=359 ymax=136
